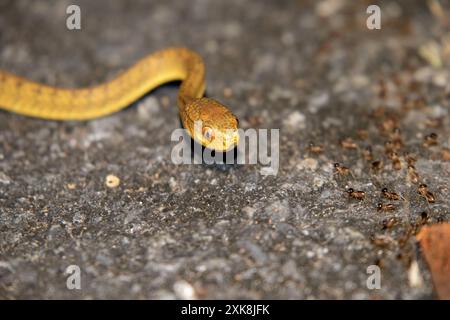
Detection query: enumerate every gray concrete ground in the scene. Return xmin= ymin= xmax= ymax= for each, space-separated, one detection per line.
xmin=0 ymin=0 xmax=449 ymax=299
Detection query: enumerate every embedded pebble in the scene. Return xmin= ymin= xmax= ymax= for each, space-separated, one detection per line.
xmin=105 ymin=174 xmax=120 ymax=188
xmin=173 ymin=280 xmax=197 ymax=300
xmin=137 ymin=96 xmax=160 ymax=119
xmin=297 ymin=158 xmax=318 ymax=171
xmin=0 ymin=172 xmax=11 ymax=184
xmin=283 ymin=111 xmax=306 ymax=130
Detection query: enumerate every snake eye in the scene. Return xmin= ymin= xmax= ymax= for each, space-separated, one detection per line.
xmin=202 ymin=126 xmax=215 ymax=142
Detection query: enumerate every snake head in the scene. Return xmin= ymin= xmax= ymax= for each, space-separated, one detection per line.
xmin=183 ymin=97 xmax=239 ymax=152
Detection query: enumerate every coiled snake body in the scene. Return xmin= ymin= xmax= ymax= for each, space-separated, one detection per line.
xmin=0 ymin=47 xmax=239 ymax=151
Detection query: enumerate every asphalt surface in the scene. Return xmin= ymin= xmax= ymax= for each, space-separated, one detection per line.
xmin=0 ymin=0 xmax=449 ymax=299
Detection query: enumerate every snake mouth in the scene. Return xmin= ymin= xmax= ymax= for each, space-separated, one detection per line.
xmin=197 ymin=132 xmax=238 ymax=152
xmin=220 ymin=129 xmax=239 ymax=152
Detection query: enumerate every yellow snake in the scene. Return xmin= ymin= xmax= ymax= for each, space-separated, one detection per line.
xmin=0 ymin=47 xmax=239 ymax=152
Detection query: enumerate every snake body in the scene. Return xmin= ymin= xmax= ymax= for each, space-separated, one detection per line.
xmin=0 ymin=47 xmax=239 ymax=151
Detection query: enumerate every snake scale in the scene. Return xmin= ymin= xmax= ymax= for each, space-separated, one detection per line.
xmin=0 ymin=47 xmax=239 ymax=151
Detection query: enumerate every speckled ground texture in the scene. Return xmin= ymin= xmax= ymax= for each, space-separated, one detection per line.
xmin=1 ymin=0 xmax=450 ymax=299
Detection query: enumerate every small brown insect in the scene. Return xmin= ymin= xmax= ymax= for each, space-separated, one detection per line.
xmin=387 ymin=151 xmax=397 ymax=160
xmin=333 ymin=162 xmax=351 ymax=177
xmin=392 ymin=139 xmax=403 ymax=150
xmin=411 ymin=211 xmax=430 ymax=234
xmin=392 ymin=159 xmax=402 ymax=170
xmin=387 ymin=152 xmax=402 ymax=170
xmin=412 ymin=96 xmax=426 ymax=109
xmin=381 ymin=188 xmax=401 ymax=201
xmin=397 ymin=225 xmax=414 ymax=248
xmin=425 ymin=117 xmax=443 ymax=128
xmin=371 ymin=106 xmax=386 ymax=118
xmin=419 ymin=211 xmax=429 ymax=225
xmin=378 ymin=79 xmax=387 ymax=99
xmin=382 ymin=217 xmax=398 ymax=230
xmin=402 ymin=95 xmax=426 ymax=111
xmin=417 ymin=183 xmax=436 ymax=203
xmin=404 ymin=153 xmax=417 ymax=166
xmin=384 ymin=140 xmax=395 ymax=154
xmin=371 ymin=160 xmax=384 ymax=171
xmin=371 ymin=234 xmax=394 ymax=247
xmin=307 ymin=142 xmax=324 ymax=154
xmin=423 ymin=133 xmax=438 ymax=147
xmin=442 ymin=149 xmax=450 ymax=161
xmin=400 ymin=95 xmax=410 ymax=110
xmin=407 ymin=165 xmax=419 ymax=184
xmin=357 ymin=129 xmax=369 ymax=140
xmin=362 ymin=146 xmax=374 ymax=162
xmin=347 ymin=188 xmax=365 ymax=200
xmin=377 ymin=203 xmax=396 ymax=212
xmin=340 ymin=137 xmax=358 ymax=150
xmin=392 ymin=73 xmax=403 ymax=86
xmin=374 ymin=257 xmax=384 ymax=268
xmin=380 ymin=118 xmax=398 ymax=134
xmin=390 ymin=127 xmax=402 ymax=140
xmin=389 ymin=153 xmax=402 ymax=171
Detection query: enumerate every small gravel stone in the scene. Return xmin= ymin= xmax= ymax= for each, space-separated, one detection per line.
xmin=173 ymin=280 xmax=197 ymax=300
xmin=0 ymin=171 xmax=11 ymax=184
xmin=105 ymin=174 xmax=120 ymax=188
xmin=283 ymin=111 xmax=306 ymax=130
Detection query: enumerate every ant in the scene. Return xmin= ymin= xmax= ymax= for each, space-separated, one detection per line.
xmin=404 ymin=153 xmax=417 ymax=167
xmin=371 ymin=234 xmax=393 ymax=247
xmin=371 ymin=160 xmax=384 ymax=171
xmin=378 ymin=79 xmax=387 ymax=99
xmin=347 ymin=188 xmax=365 ymax=200
xmin=419 ymin=211 xmax=429 ymax=225
xmin=389 ymin=152 xmax=402 ymax=170
xmin=381 ymin=188 xmax=401 ymax=201
xmin=407 ymin=165 xmax=419 ymax=184
xmin=423 ymin=133 xmax=438 ymax=147
xmin=390 ymin=127 xmax=402 ymax=141
xmin=384 ymin=140 xmax=395 ymax=154
xmin=411 ymin=212 xmax=430 ymax=234
xmin=334 ymin=163 xmax=352 ymax=177
xmin=425 ymin=117 xmax=442 ymax=128
xmin=357 ymin=129 xmax=368 ymax=140
xmin=392 ymin=158 xmax=402 ymax=170
xmin=377 ymin=203 xmax=396 ymax=212
xmin=340 ymin=137 xmax=358 ymax=150
xmin=307 ymin=142 xmax=324 ymax=154
xmin=417 ymin=184 xmax=435 ymax=203
xmin=390 ymin=127 xmax=403 ymax=149
xmin=380 ymin=117 xmax=398 ymax=134
xmin=412 ymin=96 xmax=426 ymax=109
xmin=387 ymin=152 xmax=402 ymax=170
xmin=371 ymin=106 xmax=386 ymax=118
xmin=442 ymin=149 xmax=450 ymax=161
xmin=382 ymin=217 xmax=398 ymax=230
xmin=362 ymin=146 xmax=374 ymax=162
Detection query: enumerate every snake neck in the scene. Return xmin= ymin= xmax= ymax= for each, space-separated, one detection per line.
xmin=176 ymin=49 xmax=206 ymax=114
xmin=0 ymin=47 xmax=206 ymax=120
